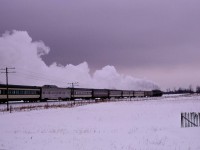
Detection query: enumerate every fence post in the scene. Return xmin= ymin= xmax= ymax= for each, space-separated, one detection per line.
xmin=195 ymin=113 xmax=198 ymax=127
xmin=185 ymin=113 xmax=187 ymax=127
xmin=10 ymin=105 xmax=12 ymax=113
xmin=187 ymin=113 xmax=189 ymax=127
xmin=192 ymin=113 xmax=194 ymax=127
xmin=197 ymin=113 xmax=200 ymax=126
xmin=181 ymin=113 xmax=183 ymax=127
xmin=198 ymin=113 xmax=200 ymax=126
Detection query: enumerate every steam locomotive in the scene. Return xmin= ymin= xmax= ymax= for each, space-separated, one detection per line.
xmin=0 ymin=84 xmax=162 ymax=103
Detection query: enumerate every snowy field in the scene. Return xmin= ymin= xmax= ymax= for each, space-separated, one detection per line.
xmin=0 ymin=95 xmax=200 ymax=150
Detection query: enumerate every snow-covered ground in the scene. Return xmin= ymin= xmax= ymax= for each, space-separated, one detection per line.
xmin=0 ymin=95 xmax=200 ymax=150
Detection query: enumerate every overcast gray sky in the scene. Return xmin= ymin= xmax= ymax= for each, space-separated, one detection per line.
xmin=0 ymin=0 xmax=200 ymax=90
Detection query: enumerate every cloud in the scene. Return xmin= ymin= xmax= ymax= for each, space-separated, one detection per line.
xmin=0 ymin=30 xmax=159 ymax=90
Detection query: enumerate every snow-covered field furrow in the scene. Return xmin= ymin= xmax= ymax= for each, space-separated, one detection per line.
xmin=0 ymin=95 xmax=200 ymax=150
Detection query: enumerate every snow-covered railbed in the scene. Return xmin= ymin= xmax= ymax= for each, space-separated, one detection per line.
xmin=0 ymin=95 xmax=200 ymax=150
xmin=0 ymin=100 xmax=84 ymax=112
xmin=0 ymin=94 xmax=196 ymax=112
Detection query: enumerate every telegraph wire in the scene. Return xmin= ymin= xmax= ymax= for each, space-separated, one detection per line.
xmin=15 ymin=69 xmax=68 ymax=85
xmin=0 ymin=66 xmax=80 ymax=88
xmin=15 ymin=72 xmax=67 ymax=85
xmin=17 ymin=66 xmax=68 ymax=81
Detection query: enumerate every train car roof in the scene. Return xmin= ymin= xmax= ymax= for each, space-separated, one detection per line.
xmin=67 ymin=87 xmax=94 ymax=90
xmin=42 ymin=85 xmax=58 ymax=88
xmin=0 ymin=84 xmax=41 ymax=89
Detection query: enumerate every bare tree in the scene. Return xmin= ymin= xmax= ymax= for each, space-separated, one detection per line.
xmin=196 ymin=86 xmax=200 ymax=93
xmin=189 ymin=85 xmax=194 ymax=93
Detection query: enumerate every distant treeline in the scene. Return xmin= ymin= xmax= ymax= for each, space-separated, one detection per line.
xmin=164 ymin=86 xmax=200 ymax=94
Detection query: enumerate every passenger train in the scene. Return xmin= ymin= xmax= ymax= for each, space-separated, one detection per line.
xmin=0 ymin=84 xmax=163 ymax=103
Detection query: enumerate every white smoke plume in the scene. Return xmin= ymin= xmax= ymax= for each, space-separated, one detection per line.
xmin=0 ymin=30 xmax=159 ymax=90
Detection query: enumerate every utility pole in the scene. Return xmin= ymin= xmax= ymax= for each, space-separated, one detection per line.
xmin=68 ymin=82 xmax=79 ymax=105
xmin=0 ymin=67 xmax=15 ymax=111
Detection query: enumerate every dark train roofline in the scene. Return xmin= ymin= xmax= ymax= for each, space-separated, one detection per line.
xmin=0 ymin=84 xmax=41 ymax=89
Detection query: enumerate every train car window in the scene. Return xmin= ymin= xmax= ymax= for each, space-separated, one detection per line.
xmin=19 ymin=90 xmax=22 ymax=94
xmin=2 ymin=90 xmax=6 ymax=94
xmin=8 ymin=90 xmax=11 ymax=94
xmin=16 ymin=90 xmax=19 ymax=95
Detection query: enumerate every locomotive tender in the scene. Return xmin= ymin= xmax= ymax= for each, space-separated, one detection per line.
xmin=0 ymin=84 xmax=162 ymax=103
